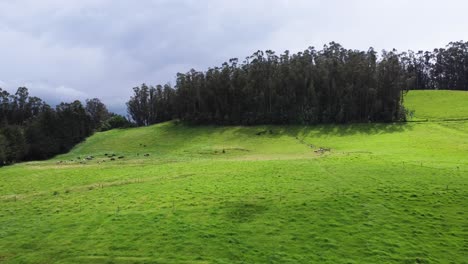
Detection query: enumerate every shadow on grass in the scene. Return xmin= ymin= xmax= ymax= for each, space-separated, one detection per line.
xmin=290 ymin=122 xmax=412 ymax=137
xmin=162 ymin=121 xmax=413 ymax=139
xmin=223 ymin=201 xmax=268 ymax=223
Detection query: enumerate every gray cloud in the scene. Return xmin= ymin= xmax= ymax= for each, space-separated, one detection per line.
xmin=0 ymin=0 xmax=467 ymax=114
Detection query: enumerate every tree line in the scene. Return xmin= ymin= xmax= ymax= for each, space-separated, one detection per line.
xmin=127 ymin=41 xmax=468 ymax=126
xmin=401 ymin=41 xmax=468 ymax=90
xmin=0 ymin=87 xmax=132 ymax=165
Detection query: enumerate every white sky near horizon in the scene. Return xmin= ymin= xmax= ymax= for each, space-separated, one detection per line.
xmin=0 ymin=0 xmax=467 ymax=114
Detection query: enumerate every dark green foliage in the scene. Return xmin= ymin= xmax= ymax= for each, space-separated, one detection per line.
xmin=100 ymin=115 xmax=134 ymax=131
xmin=0 ymin=87 xmax=115 ymax=165
xmin=0 ymin=133 xmax=6 ymax=164
xmin=431 ymin=41 xmax=468 ymax=90
xmin=0 ymin=126 xmax=27 ymax=164
xmin=134 ymin=43 xmax=408 ymax=125
xmin=23 ymin=100 xmax=93 ymax=159
xmin=401 ymin=41 xmax=468 ymax=90
xmin=25 ymin=106 xmax=61 ymax=159
xmin=126 ymin=84 xmax=175 ymax=126
xmin=0 ymin=87 xmax=47 ymax=126
xmin=85 ymin=98 xmax=111 ymax=130
xmin=54 ymin=101 xmax=93 ymax=152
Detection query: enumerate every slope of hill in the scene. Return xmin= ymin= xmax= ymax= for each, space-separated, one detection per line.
xmin=404 ymin=90 xmax=468 ymax=121
xmin=0 ymin=91 xmax=467 ymax=263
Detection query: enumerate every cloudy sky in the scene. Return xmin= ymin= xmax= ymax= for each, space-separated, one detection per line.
xmin=1 ymin=0 xmax=467 ymax=114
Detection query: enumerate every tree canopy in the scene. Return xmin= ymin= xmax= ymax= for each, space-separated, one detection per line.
xmin=0 ymin=88 xmax=128 ymax=165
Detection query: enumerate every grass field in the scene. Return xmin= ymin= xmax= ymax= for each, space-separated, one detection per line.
xmin=404 ymin=90 xmax=468 ymax=121
xmin=0 ymin=90 xmax=467 ymax=263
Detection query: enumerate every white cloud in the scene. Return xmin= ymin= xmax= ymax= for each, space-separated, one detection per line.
xmin=55 ymin=85 xmax=87 ymax=98
xmin=13 ymin=81 xmax=87 ymax=103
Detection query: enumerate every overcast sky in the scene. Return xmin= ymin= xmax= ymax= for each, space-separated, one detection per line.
xmin=1 ymin=0 xmax=467 ymax=114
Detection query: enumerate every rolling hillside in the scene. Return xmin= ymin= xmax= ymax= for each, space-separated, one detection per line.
xmin=405 ymin=90 xmax=468 ymax=121
xmin=0 ymin=90 xmax=467 ymax=263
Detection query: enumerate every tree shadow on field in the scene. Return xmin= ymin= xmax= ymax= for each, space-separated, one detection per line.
xmin=159 ymin=120 xmax=414 ymax=147
xmin=293 ymin=122 xmax=413 ymax=137
xmin=225 ymin=122 xmax=414 ymax=139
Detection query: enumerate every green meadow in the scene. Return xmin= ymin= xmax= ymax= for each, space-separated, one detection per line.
xmin=0 ymin=90 xmax=467 ymax=263
xmin=404 ymin=90 xmax=468 ymax=121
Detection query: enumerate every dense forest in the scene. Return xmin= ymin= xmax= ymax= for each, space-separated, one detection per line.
xmin=0 ymin=87 xmax=131 ymax=165
xmin=127 ymin=41 xmax=468 ymax=126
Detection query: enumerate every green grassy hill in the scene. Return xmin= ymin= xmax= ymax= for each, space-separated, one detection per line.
xmin=0 ymin=90 xmax=467 ymax=263
xmin=404 ymin=90 xmax=468 ymax=121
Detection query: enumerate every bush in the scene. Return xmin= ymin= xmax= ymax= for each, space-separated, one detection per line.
xmin=100 ymin=115 xmax=134 ymax=131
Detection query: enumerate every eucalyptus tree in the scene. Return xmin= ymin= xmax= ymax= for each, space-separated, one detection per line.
xmin=86 ymin=98 xmax=111 ymax=130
